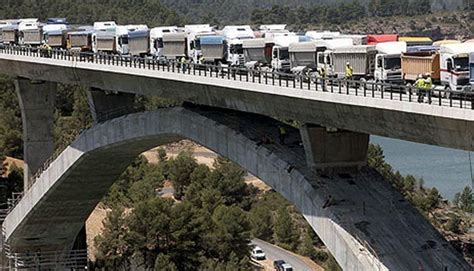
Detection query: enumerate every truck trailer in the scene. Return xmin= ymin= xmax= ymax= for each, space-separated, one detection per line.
xmin=2 ymin=24 xmax=19 ymax=45
xmin=67 ymin=29 xmax=94 ymax=52
xmin=401 ymin=46 xmax=440 ymax=83
xmin=242 ymin=38 xmax=267 ymax=68
xmin=288 ymin=41 xmax=318 ymax=74
xmin=149 ymin=26 xmax=179 ymax=58
xmin=399 ymin=37 xmax=433 ymax=47
xmin=199 ymin=35 xmax=226 ymax=65
xmin=162 ymin=32 xmax=187 ymax=59
xmin=18 ymin=19 xmax=42 ymax=46
xmin=367 ymin=34 xmax=398 ymax=45
xmin=128 ymin=29 xmax=150 ymax=57
xmin=469 ymin=52 xmax=474 ymax=91
xmin=331 ymin=45 xmax=377 ymax=79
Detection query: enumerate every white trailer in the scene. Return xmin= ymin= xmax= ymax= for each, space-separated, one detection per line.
xmin=440 ymin=43 xmax=474 ymax=93
xmin=374 ymin=41 xmax=407 ymax=83
xmin=336 ymin=34 xmax=368 ymax=45
xmin=162 ymin=32 xmax=187 ymax=59
xmin=331 ymin=45 xmax=377 ymax=79
xmin=305 ymin=31 xmax=340 ymax=40
xmin=149 ymin=26 xmax=178 ymax=58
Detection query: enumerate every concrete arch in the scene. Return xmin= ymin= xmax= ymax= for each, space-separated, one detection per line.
xmin=3 ymin=107 xmax=469 ymax=270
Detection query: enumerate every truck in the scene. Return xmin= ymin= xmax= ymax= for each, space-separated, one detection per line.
xmin=149 ymin=26 xmax=179 ymax=58
xmin=305 ymin=31 xmax=340 ymax=40
xmin=185 ymin=24 xmax=215 ymax=63
xmin=18 ymin=18 xmax=42 ymax=46
xmin=401 ymin=46 xmax=440 ymax=83
xmin=331 ymin=45 xmax=377 ymax=79
xmin=270 ymin=34 xmax=300 ymax=73
xmin=222 ymin=25 xmax=255 ymax=67
xmin=469 ymin=52 xmax=474 ymax=91
xmin=439 ymin=43 xmax=474 ymax=93
xmin=0 ymin=20 xmax=19 ymax=44
xmin=374 ymin=41 xmax=407 ymax=84
xmin=336 ymin=34 xmax=368 ymax=45
xmin=367 ymin=34 xmax=398 ymax=45
xmin=242 ymin=38 xmax=267 ymax=69
xmin=399 ymin=36 xmax=433 ymax=47
xmin=128 ymin=28 xmax=150 ymax=57
xmin=315 ymin=39 xmax=354 ymax=76
xmin=92 ymin=21 xmax=117 ymax=54
xmin=162 ymin=32 xmax=187 ymax=60
xmin=43 ymin=24 xmax=68 ymax=48
xmin=199 ymin=35 xmax=226 ymax=65
xmin=67 ymin=27 xmax=94 ymax=52
xmin=288 ymin=41 xmax=318 ymax=74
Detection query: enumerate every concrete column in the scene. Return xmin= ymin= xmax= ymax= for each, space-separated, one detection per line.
xmin=86 ymin=88 xmax=135 ymax=123
xmin=300 ymin=124 xmax=369 ymax=173
xmin=15 ymin=78 xmax=57 ymax=191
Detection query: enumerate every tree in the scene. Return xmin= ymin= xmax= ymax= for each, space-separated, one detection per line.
xmin=453 ymin=186 xmax=474 ymax=213
xmin=154 ymin=253 xmax=177 ymax=271
xmin=299 ymin=231 xmax=317 ymax=260
xmin=249 ymin=204 xmax=274 ymax=241
xmin=168 ymin=152 xmax=198 ymax=199
xmin=95 ymin=207 xmax=131 ymax=270
xmin=274 ymin=206 xmax=299 ymax=250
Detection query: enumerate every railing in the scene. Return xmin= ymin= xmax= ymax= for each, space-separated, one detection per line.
xmin=8 ymin=249 xmax=88 ymax=270
xmin=0 ymin=44 xmax=472 ymax=111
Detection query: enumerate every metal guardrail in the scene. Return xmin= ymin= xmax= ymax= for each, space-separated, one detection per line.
xmin=0 ymin=45 xmax=472 ymax=111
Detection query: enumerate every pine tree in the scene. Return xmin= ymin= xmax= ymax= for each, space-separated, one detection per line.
xmin=274 ymin=206 xmax=298 ymax=250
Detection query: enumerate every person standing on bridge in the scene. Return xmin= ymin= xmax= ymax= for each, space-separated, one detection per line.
xmin=180 ymin=56 xmax=187 ymax=73
xmin=423 ymin=72 xmax=433 ymax=104
xmin=318 ymin=66 xmax=327 ymax=91
xmin=415 ymin=74 xmax=425 ymax=103
xmin=345 ymin=62 xmax=353 ymax=80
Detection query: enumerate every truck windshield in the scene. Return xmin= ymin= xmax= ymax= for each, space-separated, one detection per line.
xmin=230 ymin=44 xmax=243 ymax=54
xmin=279 ymin=48 xmax=289 ymax=60
xmin=384 ymin=57 xmax=401 ymax=70
xmin=453 ymin=57 xmax=468 ymax=71
xmin=119 ymin=35 xmax=128 ymax=45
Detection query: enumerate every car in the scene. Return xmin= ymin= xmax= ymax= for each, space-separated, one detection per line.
xmin=273 ymin=260 xmax=285 ymax=270
xmin=281 ymin=263 xmax=294 ymax=271
xmin=251 ymin=246 xmax=266 ymax=260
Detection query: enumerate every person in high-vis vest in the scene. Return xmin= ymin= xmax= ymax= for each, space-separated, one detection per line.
xmin=415 ymin=74 xmax=425 ymax=103
xmin=423 ymin=73 xmax=433 ymax=104
xmin=180 ymin=56 xmax=187 ymax=73
xmin=345 ymin=62 xmax=353 ymax=80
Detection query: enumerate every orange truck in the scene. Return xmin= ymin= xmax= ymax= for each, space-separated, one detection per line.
xmin=401 ymin=46 xmax=440 ymax=83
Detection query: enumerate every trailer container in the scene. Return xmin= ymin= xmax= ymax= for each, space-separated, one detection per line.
xmin=289 ymin=42 xmax=318 ymax=72
xmin=128 ymin=29 xmax=150 ymax=56
xmin=399 ymin=37 xmax=433 ymax=47
xmin=67 ymin=30 xmax=94 ymax=51
xmin=162 ymin=32 xmax=187 ymax=58
xmin=332 ymin=45 xmax=377 ymax=78
xmin=243 ymin=38 xmax=266 ymax=66
xmin=401 ymin=46 xmax=440 ymax=82
xmin=199 ymin=35 xmax=226 ymax=64
xmin=367 ymin=34 xmax=398 ymax=45
xmin=22 ymin=28 xmax=43 ymax=46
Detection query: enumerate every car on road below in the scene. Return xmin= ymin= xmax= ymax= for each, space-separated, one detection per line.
xmin=273 ymin=260 xmax=294 ymax=271
xmin=251 ymin=246 xmax=266 ymax=260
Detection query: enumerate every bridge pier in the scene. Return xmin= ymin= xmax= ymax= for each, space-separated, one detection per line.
xmin=300 ymin=124 xmax=369 ymax=174
xmin=15 ymin=78 xmax=57 ymax=190
xmin=86 ymin=87 xmax=135 ymax=123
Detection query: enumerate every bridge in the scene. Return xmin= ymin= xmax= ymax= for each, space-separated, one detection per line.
xmin=0 ymin=46 xmax=472 ymax=270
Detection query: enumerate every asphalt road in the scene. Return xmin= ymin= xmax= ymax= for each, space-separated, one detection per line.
xmin=251 ymin=239 xmax=315 ymax=271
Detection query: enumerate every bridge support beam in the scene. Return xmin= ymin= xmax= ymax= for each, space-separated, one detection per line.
xmin=300 ymin=124 xmax=369 ymax=173
xmin=86 ymin=88 xmax=135 ymax=123
xmin=15 ymin=78 xmax=57 ymax=190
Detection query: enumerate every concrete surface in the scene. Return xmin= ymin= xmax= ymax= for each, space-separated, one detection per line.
xmin=3 ymin=106 xmax=470 ymax=270
xmin=0 ymin=53 xmax=472 ymax=152
xmin=14 ymin=78 xmax=57 ymax=190
xmin=87 ymin=88 xmax=136 ymax=123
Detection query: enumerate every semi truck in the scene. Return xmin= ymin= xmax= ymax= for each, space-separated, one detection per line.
xmin=222 ymin=25 xmax=255 ymax=67
xmin=67 ymin=27 xmax=94 ymax=52
xmin=92 ymin=21 xmax=117 ymax=54
xmin=162 ymin=32 xmax=187 ymax=60
xmin=199 ymin=35 xmax=226 ymax=65
xmin=439 ymin=43 xmax=474 ymax=93
xmin=401 ymin=46 xmax=440 ymax=83
xmin=270 ymin=34 xmax=300 ymax=73
xmin=315 ymin=39 xmax=354 ymax=76
xmin=43 ymin=23 xmax=68 ymax=48
xmin=331 ymin=45 xmax=377 ymax=79
xmin=374 ymin=41 xmax=407 ymax=84
xmin=149 ymin=26 xmax=179 ymax=58
xmin=1 ymin=23 xmax=19 ymax=45
xmin=185 ymin=24 xmax=215 ymax=63
xmin=18 ymin=18 xmax=42 ymax=46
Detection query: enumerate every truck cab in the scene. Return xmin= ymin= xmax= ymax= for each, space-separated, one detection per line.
xmin=222 ymin=25 xmax=255 ymax=67
xmin=270 ymin=34 xmax=299 ymax=73
xmin=374 ymin=41 xmax=407 ymax=83
xmin=315 ymin=39 xmax=353 ymax=76
xmin=440 ymin=43 xmax=474 ymax=93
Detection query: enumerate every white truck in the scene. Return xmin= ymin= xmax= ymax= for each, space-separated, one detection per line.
xmin=306 ymin=31 xmax=340 ymax=40
xmin=270 ymin=34 xmax=300 ymax=73
xmin=439 ymin=43 xmax=474 ymax=93
xmin=374 ymin=41 xmax=407 ymax=84
xmin=315 ymin=39 xmax=354 ymax=76
xmin=222 ymin=25 xmax=255 ymax=67
xmin=18 ymin=18 xmax=42 ymax=46
xmin=185 ymin=24 xmax=215 ymax=63
xmin=331 ymin=45 xmax=377 ymax=79
xmin=92 ymin=21 xmax=117 ymax=54
xmin=149 ymin=26 xmax=179 ymax=58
